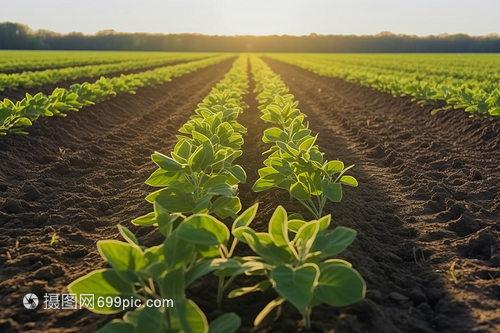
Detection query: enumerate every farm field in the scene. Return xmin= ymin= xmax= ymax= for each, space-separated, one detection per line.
xmin=0 ymin=51 xmax=499 ymax=333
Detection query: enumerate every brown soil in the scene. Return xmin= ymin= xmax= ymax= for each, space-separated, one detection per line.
xmin=0 ymin=56 xmax=499 ymax=333
xmin=0 ymin=59 xmax=196 ymax=103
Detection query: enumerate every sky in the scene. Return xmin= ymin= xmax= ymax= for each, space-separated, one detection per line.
xmin=1 ymin=0 xmax=499 ymax=36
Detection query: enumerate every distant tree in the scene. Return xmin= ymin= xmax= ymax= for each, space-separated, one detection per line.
xmin=1 ymin=22 xmax=500 ymax=53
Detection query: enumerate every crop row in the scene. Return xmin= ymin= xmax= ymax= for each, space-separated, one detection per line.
xmin=0 ymin=53 xmax=211 ymax=90
xmin=0 ymin=51 xmax=215 ymax=72
xmin=69 ymin=55 xmax=251 ymax=333
xmin=66 ymin=56 xmax=366 ymax=333
xmin=248 ymin=55 xmax=365 ymax=327
xmin=268 ymin=53 xmax=500 ymax=120
xmin=250 ymin=56 xmax=359 ymax=219
xmin=0 ymin=55 xmax=232 ymax=135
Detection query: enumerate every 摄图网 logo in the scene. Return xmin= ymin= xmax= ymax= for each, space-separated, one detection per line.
xmin=23 ymin=294 xmax=39 ymax=309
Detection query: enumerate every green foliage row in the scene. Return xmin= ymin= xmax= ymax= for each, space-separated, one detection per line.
xmin=0 ymin=53 xmax=212 ymax=90
xmin=69 ymin=55 xmax=251 ymax=333
xmin=269 ymin=53 xmax=500 ymax=120
xmin=249 ymin=56 xmax=358 ymax=219
xmin=0 ymin=51 xmax=217 ymax=72
xmin=67 ymin=56 xmax=365 ymax=332
xmin=132 ymin=55 xmax=250 ymax=223
xmin=0 ymin=55 xmax=232 ymax=135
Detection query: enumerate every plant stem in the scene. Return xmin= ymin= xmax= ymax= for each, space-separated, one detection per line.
xmin=302 ymin=199 xmax=321 ymax=219
xmin=222 ymin=275 xmax=237 ymax=291
xmin=302 ymin=307 xmax=312 ymax=329
xmin=299 ymin=199 xmax=319 ymax=219
xmin=299 ymin=200 xmax=316 ymax=218
xmin=165 ymin=307 xmax=172 ymax=328
xmin=228 ymin=239 xmax=238 ymax=257
xmin=217 ymin=276 xmax=224 ymax=308
xmin=316 ymin=195 xmax=323 ymax=218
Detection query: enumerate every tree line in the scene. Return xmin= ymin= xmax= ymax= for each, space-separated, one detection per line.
xmin=2 ymin=22 xmax=500 ymax=53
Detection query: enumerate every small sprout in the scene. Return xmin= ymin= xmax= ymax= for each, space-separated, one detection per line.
xmin=59 ymin=147 xmax=66 ymax=156
xmin=50 ymin=233 xmax=59 ymax=246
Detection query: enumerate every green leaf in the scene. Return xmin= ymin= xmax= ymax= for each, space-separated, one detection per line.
xmin=131 ymin=212 xmax=156 ymax=226
xmin=155 ymin=201 xmax=181 ymax=236
xmin=276 ymin=141 xmax=299 ymax=156
xmin=145 ymin=169 xmax=182 ymax=186
xmin=208 ymin=183 xmax=234 ymax=197
xmin=177 ymin=214 xmax=229 ymax=246
xmin=489 ymin=106 xmax=500 ymax=116
xmin=228 ymin=280 xmax=271 ymax=298
xmin=317 ymin=214 xmax=331 ymax=231
xmin=161 ymin=267 xmax=185 ymax=300
xmin=240 ymin=228 xmax=291 ymax=264
xmin=174 ymin=140 xmax=192 ymax=159
xmin=152 ymin=152 xmax=183 ymax=172
xmin=321 ymin=182 xmax=342 ymax=202
xmin=292 ymin=129 xmax=311 ymax=141
xmin=209 ymin=196 xmax=233 ymax=214
xmin=154 ymin=188 xmax=195 ymax=213
xmin=192 ymin=130 xmax=210 ymax=143
xmin=208 ymin=313 xmax=241 ymax=333
xmin=175 ymin=299 xmax=208 ymax=333
xmin=163 ymin=231 xmax=195 ymax=269
xmin=212 ymin=196 xmax=241 ymax=219
xmin=288 ymin=220 xmax=306 ymax=233
xmin=117 ymin=225 xmax=139 ymax=246
xmin=294 ymin=221 xmax=319 ymax=258
xmin=97 ymin=320 xmax=135 ymax=333
xmin=97 ymin=241 xmax=147 ymax=283
xmin=324 ymin=161 xmax=344 ymax=175
xmin=288 ymin=213 xmax=304 ymax=220
xmin=263 ymin=127 xmax=287 ymax=142
xmin=202 ymin=175 xmax=227 ymax=189
xmin=189 ymin=140 xmax=214 ymax=172
xmin=144 ymin=244 xmax=165 ymax=263
xmin=270 ymin=158 xmax=293 ymax=176
xmin=136 ymin=306 xmax=163 ymax=333
xmin=123 ymin=310 xmax=140 ymax=326
xmin=315 ymin=264 xmax=366 ymax=306
xmin=299 ymin=135 xmax=316 ymax=151
xmin=252 ymin=173 xmax=287 ymax=192
xmin=68 ymin=269 xmax=135 ymax=314
xmin=232 ymin=202 xmax=258 ymax=231
xmin=312 ymin=226 xmax=357 ymax=257
xmin=227 ymin=165 xmax=247 ymax=184
xmin=13 ymin=117 xmax=32 ymax=127
xmin=340 ymin=175 xmax=358 ymax=187
xmin=141 ymin=261 xmax=168 ymax=280
xmin=258 ymin=166 xmax=278 ymax=177
xmin=193 ymin=195 xmax=212 ymax=214
xmin=185 ymin=258 xmax=242 ymax=286
xmin=268 ymin=206 xmax=288 ymax=248
xmin=290 ymin=181 xmax=311 ymax=200
xmin=270 ymin=264 xmax=319 ymax=309
xmin=253 ymin=297 xmax=285 ymax=326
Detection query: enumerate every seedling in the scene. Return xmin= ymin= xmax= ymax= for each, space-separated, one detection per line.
xmin=50 ymin=233 xmax=59 ymax=246
xmin=250 ymin=56 xmax=358 ymax=219
xmin=231 ymin=206 xmax=366 ymax=328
